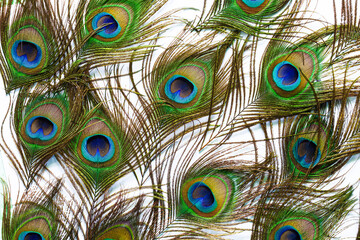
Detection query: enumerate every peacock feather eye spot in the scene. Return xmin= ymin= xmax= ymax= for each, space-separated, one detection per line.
xmin=86 ymin=5 xmax=130 ymax=42
xmin=25 ymin=116 xmax=58 ymax=141
xmin=280 ymin=230 xmax=301 ymax=240
xmin=269 ymin=215 xmax=318 ymax=239
xmin=192 ymin=185 xmax=215 ymax=207
xmin=275 ymin=226 xmax=301 ymax=240
xmin=236 ymin=0 xmax=270 ymax=14
xmin=298 ymin=139 xmax=317 ymax=163
xmin=277 ymin=64 xmax=299 ymax=85
xmin=11 ymin=40 xmax=42 ymax=69
xmin=100 ymin=16 xmax=118 ymax=34
xmin=77 ymin=118 xmax=120 ymax=168
xmin=266 ymin=49 xmax=318 ymax=98
xmin=273 ymin=62 xmax=300 ymax=91
xmin=18 ymin=231 xmax=46 ymax=240
xmin=188 ymin=182 xmax=217 ymax=212
xmin=164 ymin=75 xmax=198 ymax=104
xmin=158 ymin=64 xmax=208 ymax=109
xmin=181 ymin=175 xmax=231 ymax=218
xmin=293 ymin=137 xmax=320 ymax=169
xmin=20 ymin=101 xmax=66 ymax=148
xmin=16 ymin=42 xmax=37 ymax=62
xmin=240 ymin=0 xmax=266 ymax=8
xmin=8 ymin=26 xmax=47 ymax=75
xmin=86 ymin=135 xmax=110 ymax=157
xmin=171 ymin=77 xmax=194 ymax=98
xmin=13 ymin=217 xmax=51 ymax=240
xmin=92 ymin=12 xmax=121 ymax=38
xmin=81 ymin=134 xmax=115 ymax=163
xmin=23 ymin=232 xmax=43 ymax=240
xmin=31 ymin=117 xmax=54 ymax=135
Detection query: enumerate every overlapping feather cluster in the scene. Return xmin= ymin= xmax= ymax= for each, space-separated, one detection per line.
xmin=0 ymin=0 xmax=359 ymax=239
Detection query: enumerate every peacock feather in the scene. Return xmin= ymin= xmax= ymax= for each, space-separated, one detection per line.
xmin=198 ymin=0 xmax=304 ymax=36
xmin=77 ymin=0 xmax=173 ymax=69
xmin=0 ymin=0 xmax=360 ymax=239
xmin=0 ymin=0 xmax=73 ymax=91
xmin=252 ymin=183 xmax=356 ymax=239
xmin=1 ymin=180 xmax=79 ymax=240
xmin=143 ymin=30 xmax=232 ymax=134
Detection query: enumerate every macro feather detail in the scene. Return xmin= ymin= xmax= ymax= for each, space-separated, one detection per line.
xmin=284 ymin=115 xmax=329 ymax=175
xmin=78 ymin=189 xmax=147 ymax=239
xmin=198 ymin=0 xmax=302 ymax=36
xmin=251 ymin=184 xmax=355 ymax=239
xmin=1 ymin=180 xmax=78 ymax=240
xmin=17 ymin=92 xmax=70 ymax=153
xmin=0 ymin=0 xmax=360 ymax=239
xmin=0 ymin=0 xmax=72 ymax=91
xmin=77 ymin=0 xmax=174 ymax=68
xmin=143 ymin=30 xmax=232 ymax=135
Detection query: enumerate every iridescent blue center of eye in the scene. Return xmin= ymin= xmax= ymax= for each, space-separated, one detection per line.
xmin=242 ymin=0 xmax=265 ymax=8
xmin=25 ymin=116 xmax=58 ymax=141
xmin=164 ymin=75 xmax=198 ymax=104
xmin=81 ymin=134 xmax=115 ymax=163
xmin=273 ymin=61 xmax=300 ymax=91
xmin=275 ymin=226 xmax=301 ymax=240
xmin=92 ymin=12 xmax=121 ymax=38
xmin=19 ymin=231 xmax=45 ymax=240
xmin=11 ymin=40 xmax=42 ymax=69
xmin=293 ymin=137 xmax=321 ymax=169
xmin=188 ymin=182 xmax=217 ymax=213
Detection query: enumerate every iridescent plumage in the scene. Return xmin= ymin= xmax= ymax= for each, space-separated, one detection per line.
xmin=0 ymin=0 xmax=359 ymax=239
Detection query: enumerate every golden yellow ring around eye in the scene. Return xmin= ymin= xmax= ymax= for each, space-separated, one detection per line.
xmin=158 ymin=64 xmax=207 ymax=109
xmin=8 ymin=26 xmax=47 ymax=75
xmin=266 ymin=50 xmax=318 ymax=98
xmin=86 ymin=5 xmax=131 ymax=42
xmin=268 ymin=218 xmax=317 ymax=240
